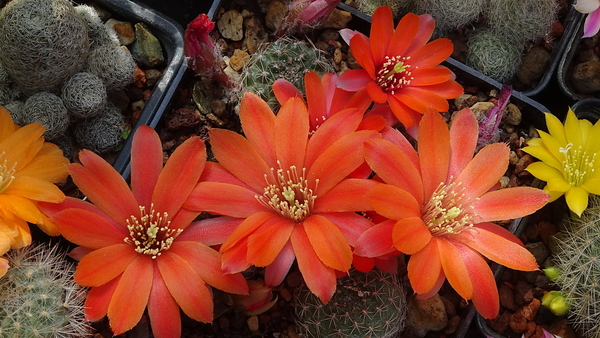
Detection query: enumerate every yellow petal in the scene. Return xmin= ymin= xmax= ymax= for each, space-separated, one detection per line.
xmin=522 ymin=145 xmax=562 ymax=170
xmin=17 ymin=143 xmax=69 ymax=183
xmin=543 ymin=186 xmax=564 ymax=202
xmin=0 ymin=226 xmax=12 ymax=255
xmin=564 ymin=108 xmax=583 ymax=147
xmin=525 ymin=161 xmax=563 ymax=182
xmin=547 ymin=177 xmax=572 ymax=193
xmin=544 ymin=112 xmax=567 ymax=145
xmin=538 ymin=130 xmax=567 ymax=163
xmin=565 ymin=186 xmax=589 ymax=216
xmin=526 ymin=137 xmax=544 ymax=147
xmin=582 ymin=178 xmax=600 ymax=195
xmin=0 ymin=123 xmax=45 ymax=171
xmin=0 ymin=194 xmax=44 ymax=224
xmin=4 ymin=176 xmax=66 ymax=203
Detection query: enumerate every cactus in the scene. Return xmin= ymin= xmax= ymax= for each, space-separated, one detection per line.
xmin=355 ymin=0 xmax=414 ymax=20
xmin=72 ymin=102 xmax=126 ymax=154
xmin=0 ymin=0 xmax=89 ymax=94
xmin=22 ymin=92 xmax=70 ymax=141
xmin=241 ymin=37 xmax=333 ymax=110
xmin=484 ymin=0 xmax=557 ymax=46
xmin=414 ymin=0 xmax=484 ymax=31
xmin=84 ymin=45 xmax=135 ymax=91
xmin=466 ymin=28 xmax=523 ymax=83
xmin=294 ymin=268 xmax=407 ymax=338
xmin=3 ymin=101 xmax=25 ymax=126
xmin=74 ymin=5 xmax=121 ymax=48
xmin=552 ymin=194 xmax=600 ymax=338
xmin=0 ymin=243 xmax=91 ymax=337
xmin=61 ymin=72 xmax=107 ymax=120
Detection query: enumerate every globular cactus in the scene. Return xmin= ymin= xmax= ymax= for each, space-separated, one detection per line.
xmin=355 ymin=0 xmax=414 ymax=20
xmin=0 ymin=243 xmax=91 ymax=338
xmin=0 ymin=0 xmax=89 ymax=94
xmin=241 ymin=37 xmax=333 ymax=110
xmin=72 ymin=103 xmax=126 ymax=154
xmin=466 ymin=28 xmax=523 ymax=83
xmin=22 ymin=92 xmax=70 ymax=141
xmin=74 ymin=5 xmax=121 ymax=48
xmin=3 ymin=101 xmax=25 ymax=126
xmin=414 ymin=0 xmax=485 ymax=31
xmin=294 ymin=268 xmax=407 ymax=338
xmin=552 ymin=194 xmax=600 ymax=338
xmin=84 ymin=45 xmax=135 ymax=91
xmin=484 ymin=0 xmax=557 ymax=46
xmin=61 ymin=72 xmax=107 ymax=120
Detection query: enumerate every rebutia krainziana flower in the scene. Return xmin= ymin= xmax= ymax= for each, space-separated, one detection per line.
xmin=183 ymin=92 xmax=380 ymax=303
xmin=523 ymin=108 xmax=600 ymax=216
xmin=39 ymin=126 xmax=248 ymax=338
xmin=354 ymin=108 xmax=550 ymax=318
xmin=337 ymin=6 xmax=463 ymax=128
xmin=0 ymin=106 xmax=69 ymax=277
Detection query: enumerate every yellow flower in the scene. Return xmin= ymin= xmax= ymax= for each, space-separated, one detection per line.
xmin=0 ymin=106 xmax=69 ymax=271
xmin=523 ymin=108 xmax=600 ymax=216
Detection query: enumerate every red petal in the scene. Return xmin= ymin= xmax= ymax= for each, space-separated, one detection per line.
xmin=381 ymin=126 xmax=419 ymax=168
xmin=147 ymin=266 xmax=181 ymax=338
xmin=185 ymin=181 xmax=265 ymax=217
xmin=199 ymin=162 xmax=249 ymax=186
xmin=473 ymin=222 xmax=524 ymax=247
xmin=52 ymin=208 xmax=126 ymax=249
xmin=221 ymin=212 xmax=278 ymax=251
xmin=304 ymin=71 xmax=327 ymax=123
xmin=370 ymin=6 xmax=393 ymax=65
xmin=417 ymin=80 xmax=464 ymax=99
xmin=239 ymin=92 xmax=278 ymax=168
xmin=107 ymin=255 xmax=154 ymax=335
xmin=247 ymin=219 xmax=295 ymax=267
xmin=75 ymin=244 xmax=138 ymax=287
xmin=304 ymin=215 xmax=353 ymax=272
xmin=264 ymin=240 xmax=295 ymax=286
xmin=397 ymin=87 xmax=449 ymax=113
xmin=354 ymin=219 xmax=396 ymax=257
xmin=437 ymin=238 xmax=472 ymax=300
xmin=84 ymin=276 xmax=120 ymax=322
xmin=367 ymin=183 xmax=421 ymax=220
xmin=418 ymin=110 xmax=450 ymax=200
xmin=405 ymin=14 xmax=435 ymax=55
xmin=221 ymin=240 xmax=252 ymax=274
xmin=392 ymin=217 xmax=432 ymax=254
xmin=178 ymin=216 xmax=243 ymax=246
xmin=275 ymin=97 xmax=309 ymax=170
xmin=337 ymin=69 xmax=373 ymax=92
xmin=321 ymin=212 xmax=374 ymax=246
xmin=366 ymin=81 xmax=388 ymax=103
xmin=455 ymin=143 xmax=509 ymax=199
xmin=131 ymin=125 xmax=163 ymax=208
xmin=448 ymin=108 xmax=478 ymax=179
xmin=353 ymin=254 xmax=375 ymax=273
xmin=410 ymin=66 xmax=453 ymax=86
xmin=388 ymin=94 xmax=420 ymax=128
xmin=314 ymin=178 xmax=377 ymax=212
xmin=471 ymin=187 xmax=550 ymax=222
xmin=408 ymin=38 xmax=454 ymax=69
xmin=407 ymin=238 xmax=442 ymax=294
xmin=387 ymin=12 xmax=419 ymax=56
xmin=290 ymin=224 xmax=337 ymax=303
xmin=349 ymin=34 xmax=375 ymax=79
xmin=272 ymin=79 xmax=302 ymax=107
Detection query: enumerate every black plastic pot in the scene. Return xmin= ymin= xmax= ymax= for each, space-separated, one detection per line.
xmin=89 ymin=0 xmax=187 ymax=178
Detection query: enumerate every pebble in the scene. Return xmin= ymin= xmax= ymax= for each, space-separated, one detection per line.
xmin=333 ymin=48 xmax=342 ymax=64
xmin=406 ymin=294 xmax=448 ymax=337
xmin=130 ymin=23 xmax=164 ymax=67
xmin=217 ymin=10 xmax=244 ymax=41
xmin=321 ymin=8 xmax=352 ymax=29
xmin=516 ymin=46 xmax=551 ymax=87
xmin=229 ymin=49 xmax=250 ymax=71
xmin=571 ymin=61 xmax=600 ymax=94
xmin=244 ymin=16 xmax=267 ymax=54
xmin=247 ymin=315 xmax=259 ymax=332
xmin=503 ymin=103 xmax=522 ymax=125
xmin=525 ymin=241 xmax=549 ymax=267
xmin=265 ymin=0 xmax=287 ymax=31
xmin=454 ymin=94 xmax=479 ymax=111
xmin=105 ymin=18 xmax=135 ymax=45
xmin=145 ymin=69 xmax=162 ymax=87
xmin=499 ymin=283 xmax=518 ymax=311
xmin=279 ymin=287 xmax=292 ymax=302
xmin=133 ymin=65 xmax=146 ymax=88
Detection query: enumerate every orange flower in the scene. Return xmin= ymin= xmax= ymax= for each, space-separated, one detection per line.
xmin=184 ymin=92 xmax=379 ymax=303
xmin=355 ymin=108 xmax=550 ymax=318
xmin=0 ymin=106 xmax=69 ymax=276
xmin=338 ymin=7 xmax=463 ymax=128
xmin=39 ymin=126 xmax=248 ymax=338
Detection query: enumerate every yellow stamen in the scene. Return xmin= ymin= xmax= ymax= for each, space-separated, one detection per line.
xmin=376 ymin=55 xmax=415 ymax=94
xmin=559 ymin=142 xmax=596 ymax=187
xmin=421 ymin=181 xmax=476 ymax=236
xmin=0 ymin=152 xmax=16 ymax=193
xmin=124 ymin=204 xmax=182 ymax=259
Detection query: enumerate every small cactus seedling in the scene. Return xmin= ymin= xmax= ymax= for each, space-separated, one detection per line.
xmin=355 ymin=0 xmax=414 ymax=20
xmin=241 ymin=37 xmax=333 ymax=111
xmin=294 ymin=268 xmax=406 ymax=338
xmin=72 ymin=102 xmax=127 ymax=154
xmin=22 ymin=92 xmax=70 ymax=141
xmin=466 ymin=28 xmax=522 ymax=83
xmin=0 ymin=243 xmax=91 ymax=338
xmin=414 ymin=0 xmax=484 ymax=31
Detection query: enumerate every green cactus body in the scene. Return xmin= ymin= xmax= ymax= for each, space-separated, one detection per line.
xmin=241 ymin=38 xmax=333 ymax=111
xmin=485 ymin=0 xmax=557 ymax=46
xmin=466 ymin=28 xmax=522 ymax=83
xmin=0 ymin=244 xmax=91 ymax=338
xmin=552 ymin=194 xmax=600 ymax=338
xmin=294 ymin=268 xmax=406 ymax=338
xmin=414 ymin=0 xmax=484 ymax=31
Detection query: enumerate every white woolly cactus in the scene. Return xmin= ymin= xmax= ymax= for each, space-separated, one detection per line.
xmin=0 ymin=243 xmax=91 ymax=338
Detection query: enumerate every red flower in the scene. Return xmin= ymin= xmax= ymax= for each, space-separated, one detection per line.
xmin=184 ymin=92 xmax=379 ymax=303
xmin=338 ymin=7 xmax=463 ymax=128
xmin=355 ymin=108 xmax=550 ymax=318
xmin=39 ymin=126 xmax=248 ymax=338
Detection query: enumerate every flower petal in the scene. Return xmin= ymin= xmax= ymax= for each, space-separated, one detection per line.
xmin=409 ymin=66 xmax=454 ymax=86
xmin=418 ymin=110 xmax=450 ymax=200
xmin=0 ymin=107 xmax=16 ymax=143
xmin=525 ymin=161 xmax=564 ymax=182
xmin=370 ymin=6 xmax=393 ymax=65
xmin=448 ymin=108 xmax=478 ymax=179
xmin=84 ymin=276 xmax=120 ymax=322
xmin=240 ymin=91 xmax=278 ymax=167
xmin=264 ymin=240 xmax=295 ymax=286
xmin=17 ymin=142 xmax=69 ymax=182
xmin=354 ymin=219 xmax=396 ymax=257
xmin=366 ymin=183 xmax=421 ymax=220
xmin=185 ymin=181 xmax=265 ymax=217
xmin=406 ymin=14 xmax=435 ymax=55
xmin=275 ymin=97 xmax=309 ymax=170
xmin=247 ymin=219 xmax=295 ymax=267
xmin=471 ymin=187 xmax=549 ymax=222
xmin=583 ymin=8 xmax=600 ymax=37
xmin=273 ymin=79 xmax=303 ymax=107
xmin=131 ymin=125 xmax=163 ymax=208
xmin=4 ymin=176 xmax=65 ymax=203
xmin=0 ymin=123 xmax=44 ymax=171
xmin=147 ymin=267 xmax=181 ymax=338
xmin=366 ymin=81 xmax=388 ymax=103
xmin=408 ymin=38 xmax=454 ymax=69
xmin=565 ymin=186 xmax=589 ymax=216
xmin=303 ymin=214 xmax=352 ymax=272
xmin=392 ymin=217 xmax=432 ymax=254
xmin=314 ymin=178 xmax=377 ymax=212
xmin=387 ymin=12 xmax=419 ymax=56
xmin=178 ymin=216 xmax=243 ymax=246
xmin=75 ymin=244 xmax=138 ymax=287
xmin=51 ymin=208 xmax=126 ymax=249
xmin=321 ymin=212 xmax=374 ymax=246
xmin=437 ymin=238 xmax=472 ymax=300
xmin=455 ymin=143 xmax=509 ymax=199
xmin=349 ymin=35 xmax=375 ymax=79
xmin=407 ymin=238 xmax=442 ymax=294
xmin=337 ymin=69 xmax=373 ymax=92
xmin=221 ymin=212 xmax=279 ymax=252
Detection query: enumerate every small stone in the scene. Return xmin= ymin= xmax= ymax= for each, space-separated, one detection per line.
xmin=247 ymin=315 xmax=259 ymax=332
xmin=279 ymin=287 xmax=292 ymax=302
xmin=320 ymin=29 xmax=340 ymax=42
xmin=105 ymin=18 xmax=135 ymax=45
xmin=509 ymin=150 xmax=519 ymax=166
xmin=515 ymin=154 xmax=534 ymax=174
xmin=525 ymin=241 xmax=549 ymax=267
xmin=547 ymin=318 xmax=577 ymax=338
xmin=347 ymin=49 xmax=360 ymax=69
xmin=229 ymin=49 xmax=250 ymax=71
xmin=333 ymin=48 xmax=342 ymax=64
xmin=514 ymin=280 xmax=534 ymax=305
xmin=265 ymin=1 xmax=287 ymax=31
xmin=244 ymin=16 xmax=267 ymax=54
xmin=287 ymin=324 xmax=300 ymax=338
xmin=454 ymin=94 xmax=479 ymax=111
xmin=130 ymin=23 xmax=165 ymax=67
xmin=131 ymin=99 xmax=145 ymax=111
xmin=218 ymin=10 xmax=244 ymax=41
xmin=499 ymin=175 xmax=510 ymax=188
xmin=490 ymin=310 xmax=512 ymax=334
xmin=145 ymin=69 xmax=162 ymax=87
xmin=503 ymin=103 xmax=522 ymax=125
xmin=444 ymin=315 xmax=461 ymax=334
xmin=321 ymin=8 xmax=352 ymax=29
xmin=499 ymin=284 xmax=518 ymax=311
xmin=571 ymin=61 xmax=600 ymax=94
xmin=210 ymin=100 xmax=226 ymax=117
xmin=469 ymin=101 xmax=494 ymax=121
xmin=133 ymin=65 xmax=146 ymax=88
xmin=509 ymin=311 xmax=529 ymax=333
xmin=517 ymin=46 xmax=551 ymax=87
xmin=406 ymin=294 xmax=448 ymax=337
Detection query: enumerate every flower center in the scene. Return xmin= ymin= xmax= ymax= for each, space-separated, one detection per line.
xmin=0 ymin=152 xmax=16 ymax=194
xmin=124 ymin=204 xmax=182 ymax=259
xmin=256 ymin=162 xmax=318 ymax=223
xmin=421 ymin=181 xmax=475 ymax=236
xmin=376 ymin=56 xmax=415 ymax=94
xmin=559 ymin=143 xmax=596 ymax=187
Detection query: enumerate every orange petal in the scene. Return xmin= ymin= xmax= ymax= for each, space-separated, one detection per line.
xmin=273 ymin=78 xmax=303 ymax=107
xmin=366 ymin=183 xmax=421 ymax=220
xmin=185 ymin=181 xmax=265 ymax=217
xmin=247 ymin=219 xmax=295 ymax=267
xmin=52 ymin=208 xmax=126 ymax=249
xmin=405 ymin=14 xmax=435 ymax=55
xmin=455 ymin=143 xmax=509 ymax=199
xmin=454 ymin=242 xmax=499 ymax=319
xmin=221 ymin=240 xmax=252 ymax=274
xmin=221 ymin=211 xmax=278 ymax=251
xmin=0 ymin=123 xmax=44 ymax=171
xmin=398 ymin=87 xmax=450 ymax=113
xmin=304 ymin=71 xmax=327 ymax=122
xmin=321 ymin=212 xmax=375 ymax=246
xmin=448 ymin=108 xmax=478 ymax=179
xmin=85 ymin=275 xmax=120 ymax=322
xmin=392 ymin=217 xmax=432 ymax=254
xmin=364 ymin=138 xmax=424 ymax=204
xmin=177 ymin=216 xmax=243 ymax=246
xmin=147 ymin=266 xmax=181 ymax=338
xmin=366 ymin=81 xmax=388 ymax=103
xmin=6 ymin=176 xmax=65 ymax=203
xmin=275 ymin=97 xmax=309 ymax=170
xmin=388 ymin=94 xmax=420 ymax=128
xmin=418 ymin=110 xmax=450 ymax=200
xmin=409 ymin=66 xmax=453 ymax=86
xmin=387 ymin=12 xmax=419 ymax=56
xmin=349 ymin=34 xmax=375 ymax=79
xmin=131 ymin=125 xmax=163 ymax=208
xmin=370 ymin=6 xmax=393 ymax=65
xmin=437 ymin=238 xmax=473 ymax=300
xmin=0 ymin=194 xmax=44 ymax=224
xmin=473 ymin=222 xmax=525 ymax=247
xmin=157 ymin=251 xmax=214 ymax=323
xmin=239 ymin=92 xmax=278 ymax=168
xmin=75 ymin=244 xmax=138 ymax=287
xmin=264 ymin=240 xmax=295 ymax=286
xmin=314 ymin=178 xmax=377 ymax=212
xmin=290 ymin=224 xmax=337 ymax=303
xmin=107 ymin=255 xmax=153 ymax=335
xmin=381 ymin=126 xmax=419 ymax=168
xmin=407 ymin=238 xmax=442 ymax=294
xmin=354 ymin=219 xmax=396 ymax=257
xmin=471 ymin=187 xmax=550 ymax=222
xmin=170 ymin=241 xmax=249 ymax=295
xmin=17 ymin=142 xmax=69 ymax=183
xmin=408 ymin=38 xmax=454 ymax=69
xmin=303 ymin=214 xmax=352 ymax=272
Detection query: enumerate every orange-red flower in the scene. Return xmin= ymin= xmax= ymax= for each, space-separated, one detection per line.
xmin=0 ymin=106 xmax=69 ymax=277
xmin=338 ymin=6 xmax=463 ymax=128
xmin=354 ymin=108 xmax=550 ymax=318
xmin=39 ymin=126 xmax=248 ymax=338
xmin=184 ymin=92 xmax=379 ymax=303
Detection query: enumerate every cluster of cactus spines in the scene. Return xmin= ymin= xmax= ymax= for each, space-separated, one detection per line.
xmin=241 ymin=37 xmax=333 ymax=110
xmin=84 ymin=45 xmax=136 ymax=91
xmin=484 ymin=0 xmax=557 ymax=46
xmin=552 ymin=194 xmax=600 ymax=338
xmin=0 ymin=0 xmax=89 ymax=95
xmin=466 ymin=28 xmax=523 ymax=83
xmin=74 ymin=5 xmax=121 ymax=48
xmin=22 ymin=92 xmax=70 ymax=141
xmin=4 ymin=101 xmax=25 ymax=126
xmin=355 ymin=0 xmax=414 ymax=20
xmin=294 ymin=268 xmax=407 ymax=338
xmin=61 ymin=72 xmax=107 ymax=120
xmin=73 ymin=103 xmax=127 ymax=154
xmin=0 ymin=243 xmax=91 ymax=338
xmin=413 ymin=0 xmax=485 ymax=31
